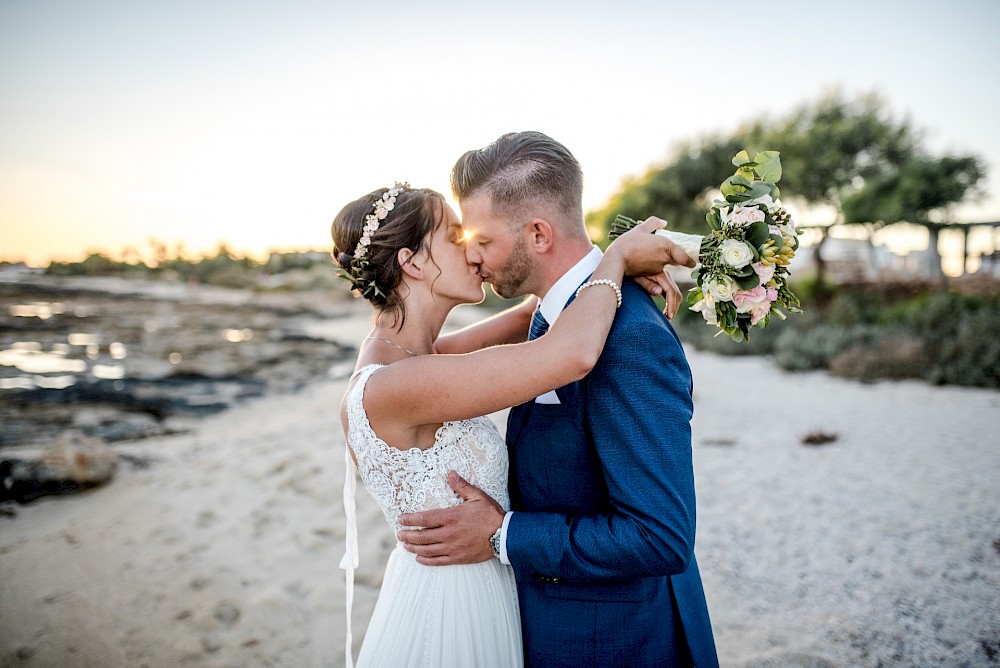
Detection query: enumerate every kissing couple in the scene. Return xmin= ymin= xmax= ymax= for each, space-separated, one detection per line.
xmin=334 ymin=131 xmax=719 ymax=667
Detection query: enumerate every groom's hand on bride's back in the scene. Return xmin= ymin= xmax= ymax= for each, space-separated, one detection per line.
xmin=397 ymin=471 xmax=505 ymax=566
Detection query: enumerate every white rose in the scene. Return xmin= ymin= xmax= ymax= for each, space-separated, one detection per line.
xmin=691 ymin=294 xmax=718 ymax=326
xmin=706 ymin=275 xmax=736 ymax=302
xmin=720 ymin=239 xmax=754 ymax=269
xmin=718 ymin=207 xmax=731 ymax=227
xmin=747 ymin=194 xmax=776 ymax=210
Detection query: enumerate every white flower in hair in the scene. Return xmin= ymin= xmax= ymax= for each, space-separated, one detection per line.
xmin=349 ymin=181 xmax=409 ymax=267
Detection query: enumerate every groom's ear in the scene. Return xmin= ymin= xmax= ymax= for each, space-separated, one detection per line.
xmin=526 ymin=218 xmax=554 ymax=254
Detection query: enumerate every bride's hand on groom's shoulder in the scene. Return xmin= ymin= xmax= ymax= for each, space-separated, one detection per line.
xmin=637 ymin=272 xmax=684 ymax=320
xmin=609 ymin=217 xmax=693 ymax=320
xmin=397 ymin=471 xmax=505 ymax=566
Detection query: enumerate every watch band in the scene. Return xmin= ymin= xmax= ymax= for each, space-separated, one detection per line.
xmin=489 ymin=526 xmax=502 ymax=558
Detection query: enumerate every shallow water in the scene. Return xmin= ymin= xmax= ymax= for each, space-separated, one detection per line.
xmin=0 ymin=279 xmax=355 ymax=449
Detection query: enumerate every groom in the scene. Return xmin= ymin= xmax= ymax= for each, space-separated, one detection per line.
xmin=398 ymin=131 xmax=718 ymax=667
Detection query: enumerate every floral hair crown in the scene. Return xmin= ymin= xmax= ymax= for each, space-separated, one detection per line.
xmin=336 ymin=182 xmax=409 ymax=299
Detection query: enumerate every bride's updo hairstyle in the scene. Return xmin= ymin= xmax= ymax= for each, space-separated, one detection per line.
xmin=331 ymin=185 xmax=445 ymax=328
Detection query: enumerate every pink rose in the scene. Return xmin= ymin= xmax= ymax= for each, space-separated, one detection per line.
xmin=732 ymin=285 xmax=767 ymax=308
xmin=752 ymin=262 xmax=776 ymax=284
xmin=731 ymin=205 xmax=766 ymax=226
xmin=750 ymin=301 xmax=771 ymax=326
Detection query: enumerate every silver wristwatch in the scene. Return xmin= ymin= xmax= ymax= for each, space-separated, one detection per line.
xmin=489 ymin=526 xmax=502 ymax=558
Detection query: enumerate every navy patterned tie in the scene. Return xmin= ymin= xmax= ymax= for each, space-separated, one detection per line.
xmin=528 ymin=307 xmax=549 ymax=340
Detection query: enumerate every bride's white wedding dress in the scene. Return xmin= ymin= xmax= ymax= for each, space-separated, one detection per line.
xmin=342 ymin=364 xmax=523 ymax=668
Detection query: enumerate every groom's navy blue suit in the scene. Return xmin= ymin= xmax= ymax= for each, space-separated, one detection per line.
xmin=505 ymin=278 xmax=718 ymax=667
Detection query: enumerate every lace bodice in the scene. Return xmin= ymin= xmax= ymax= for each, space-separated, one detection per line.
xmin=345 ymin=364 xmax=510 ymax=534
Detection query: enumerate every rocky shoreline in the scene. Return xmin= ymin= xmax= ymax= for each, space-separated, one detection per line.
xmin=1 ymin=276 xmax=359 ymax=480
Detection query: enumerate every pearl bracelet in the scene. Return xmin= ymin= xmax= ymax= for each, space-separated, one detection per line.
xmin=574 ymin=278 xmax=623 ymax=308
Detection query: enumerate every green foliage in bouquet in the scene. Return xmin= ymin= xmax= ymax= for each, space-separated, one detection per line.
xmin=611 ymin=151 xmax=802 ymax=342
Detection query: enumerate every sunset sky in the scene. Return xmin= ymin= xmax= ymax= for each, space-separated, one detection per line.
xmin=2 ymin=0 xmax=998 ymax=266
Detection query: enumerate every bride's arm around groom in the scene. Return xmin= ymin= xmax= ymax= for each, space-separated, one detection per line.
xmin=399 ymin=131 xmax=718 ymax=667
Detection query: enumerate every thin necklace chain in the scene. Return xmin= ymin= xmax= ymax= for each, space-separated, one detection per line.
xmin=364 ymin=336 xmax=419 ymax=357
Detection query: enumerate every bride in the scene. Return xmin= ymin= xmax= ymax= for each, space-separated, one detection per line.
xmin=332 ymin=183 xmax=687 ymax=667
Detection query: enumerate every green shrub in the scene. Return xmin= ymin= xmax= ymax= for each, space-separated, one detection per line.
xmin=676 ymin=278 xmax=1000 ymax=389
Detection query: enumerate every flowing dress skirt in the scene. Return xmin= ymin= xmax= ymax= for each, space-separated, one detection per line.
xmin=356 ymin=546 xmax=523 ymax=668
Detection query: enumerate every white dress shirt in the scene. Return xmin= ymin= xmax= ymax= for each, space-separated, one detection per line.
xmin=497 ymin=245 xmax=603 ymax=565
xmin=533 ymin=245 xmax=603 ymax=404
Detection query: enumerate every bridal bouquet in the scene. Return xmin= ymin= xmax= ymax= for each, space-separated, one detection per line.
xmin=610 ymin=150 xmax=801 ymax=342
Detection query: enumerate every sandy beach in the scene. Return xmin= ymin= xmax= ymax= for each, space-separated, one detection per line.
xmin=2 ymin=300 xmax=999 ymax=667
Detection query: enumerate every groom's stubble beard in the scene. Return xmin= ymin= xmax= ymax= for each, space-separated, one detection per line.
xmin=488 ymin=233 xmax=532 ymax=300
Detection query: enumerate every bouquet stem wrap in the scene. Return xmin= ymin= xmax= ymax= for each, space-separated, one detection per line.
xmin=654 ymin=229 xmax=703 ymax=264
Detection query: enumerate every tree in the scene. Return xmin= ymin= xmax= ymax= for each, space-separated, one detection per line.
xmin=588 ymin=91 xmax=920 ymax=286
xmin=587 ymin=135 xmax=753 ymax=242
xmin=767 ymin=91 xmax=916 ymax=209
xmin=842 ymin=155 xmax=985 ymax=278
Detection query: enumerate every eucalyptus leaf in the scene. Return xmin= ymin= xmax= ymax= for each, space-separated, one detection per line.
xmin=706 ymin=209 xmax=721 ymax=231
xmin=753 ymin=151 xmax=782 ymax=182
xmin=735 ymin=272 xmax=761 ymax=290
xmin=747 ymin=182 xmax=772 ymax=200
xmin=731 ymin=172 xmax=752 ymax=187
xmin=731 ymin=150 xmax=750 ymax=167
xmin=746 ymin=220 xmax=771 ymax=247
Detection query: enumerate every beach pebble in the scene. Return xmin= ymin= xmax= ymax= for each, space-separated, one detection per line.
xmin=200 ymin=634 xmax=222 ymax=654
xmin=214 ymin=602 xmax=241 ymax=626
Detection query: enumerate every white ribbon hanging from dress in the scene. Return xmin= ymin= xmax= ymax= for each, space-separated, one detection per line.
xmin=340 ymin=443 xmax=359 ymax=668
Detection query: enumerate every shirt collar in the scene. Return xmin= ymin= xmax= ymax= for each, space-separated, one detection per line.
xmin=539 ymin=246 xmax=603 ymax=326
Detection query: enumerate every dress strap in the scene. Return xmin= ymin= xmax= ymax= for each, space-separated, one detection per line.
xmin=340 ymin=445 xmax=358 ymax=668
xmin=340 ymin=363 xmax=382 ymax=668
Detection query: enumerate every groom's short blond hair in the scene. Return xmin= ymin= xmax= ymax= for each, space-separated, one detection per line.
xmin=451 ymin=131 xmax=585 ymax=235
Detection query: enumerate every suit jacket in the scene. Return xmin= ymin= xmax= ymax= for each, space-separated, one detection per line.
xmin=506 ymin=278 xmax=718 ymax=668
